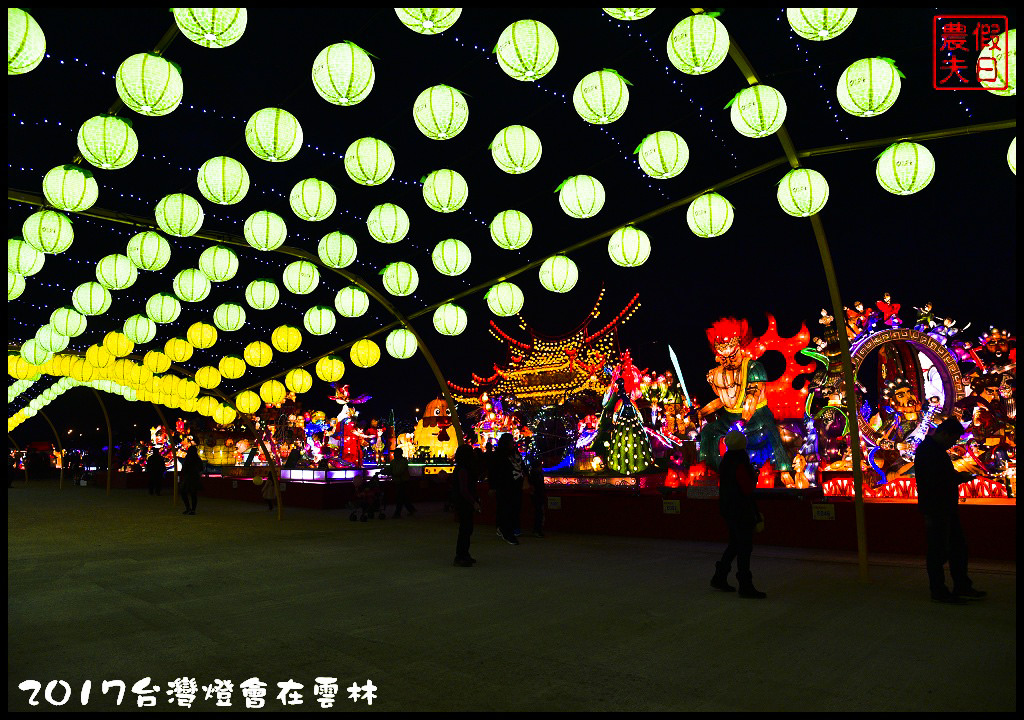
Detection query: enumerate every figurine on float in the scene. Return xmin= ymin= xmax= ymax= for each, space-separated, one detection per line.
xmin=844 ymin=300 xmax=876 ymax=340
xmin=605 ymin=378 xmax=653 ymax=475
xmin=876 ymin=292 xmax=902 ymax=328
xmin=411 ymin=397 xmax=459 ymax=459
xmin=330 ymin=384 xmax=372 ymax=467
xmin=697 ymin=317 xmax=795 ymax=486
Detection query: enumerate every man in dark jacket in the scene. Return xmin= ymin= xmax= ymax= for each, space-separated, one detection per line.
xmin=914 ymin=417 xmax=986 ymax=603
xmin=711 ymin=431 xmax=766 ymax=599
xmin=145 ymin=449 xmax=165 ymax=495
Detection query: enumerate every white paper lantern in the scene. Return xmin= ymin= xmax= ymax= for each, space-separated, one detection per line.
xmin=686 ymin=192 xmax=734 ymax=237
xmin=77 ymin=115 xmax=138 ymax=170
xmin=303 ymin=306 xmax=336 ymax=336
xmin=432 ymin=238 xmax=471 ymax=276
xmin=198 ymin=245 xmax=239 ymax=283
xmin=20 ymin=339 xmax=51 ymax=366
xmin=8 ymin=271 xmax=25 ymax=301
xmin=385 ymin=328 xmax=418 ymax=359
xmin=486 ymin=282 xmax=524 ymax=317
xmin=433 ymin=303 xmax=467 ymax=336
xmin=96 ymin=253 xmax=138 ymax=290
xmin=837 ymin=58 xmax=901 ymax=117
xmin=496 ymin=19 xmax=558 ymax=81
xmin=115 ymin=53 xmax=183 ymax=116
xmin=155 ymin=193 xmax=204 ymax=237
xmin=667 ymin=14 xmax=730 ymax=75
xmin=875 ymin=142 xmax=935 ymax=196
xmin=395 ymin=8 xmax=462 ymax=34
xmin=319 ymin=231 xmax=358 ymax=267
xmin=491 ymin=125 xmax=542 ymax=174
xmin=245 ymin=279 xmax=280 ymax=310
xmin=173 ymin=8 xmax=247 ymax=48
xmin=608 ymin=226 xmax=651 ymax=267
xmin=126 ymin=231 xmax=171 ymax=271
xmin=245 ymin=108 xmax=302 ymax=162
xmin=213 ymin=302 xmax=246 ymax=332
xmin=72 ymin=281 xmax=112 ymax=316
xmin=423 ymin=169 xmax=468 ymax=212
xmin=637 ymin=131 xmax=689 ymax=179
xmin=413 ymin=84 xmax=469 ymax=140
xmin=344 ymin=137 xmax=395 ymax=186
xmin=367 ymin=204 xmax=409 ymax=243
xmin=539 ymin=255 xmax=578 ymax=293
xmin=146 ymin=293 xmax=181 ymax=324
xmin=42 ymin=165 xmax=98 ymax=212
xmin=559 ymin=175 xmax=605 ymax=218
xmin=173 ymin=267 xmax=211 ymax=303
xmin=8 ymin=8 xmax=46 ymax=75
xmin=1009 ymin=137 xmax=1017 ymax=175
xmin=978 ymin=29 xmax=1015 ymax=97
xmin=244 ymin=210 xmax=288 ymax=251
xmin=35 ymin=325 xmax=69 ymax=353
xmin=8 ymin=238 xmax=45 ymax=276
xmin=22 ymin=210 xmax=73 ymax=254
xmin=786 ymin=9 xmax=856 ymax=41
xmin=197 ymin=156 xmax=249 ymax=205
xmin=777 ymin=168 xmax=830 ymax=216
xmin=730 ymin=85 xmax=787 ymax=138
xmin=573 ymin=70 xmax=630 ymax=124
xmin=51 ymin=307 xmax=87 ymax=337
xmin=290 ymin=178 xmax=336 ymax=221
xmin=283 ymin=260 xmax=320 ymax=295
xmin=312 ymin=42 xmax=375 ymax=106
xmin=335 ymin=285 xmax=370 ymax=317
xmin=382 ymin=262 xmax=419 ymax=296
xmin=490 ymin=210 xmax=532 ymax=250
xmin=123 ymin=314 xmax=156 ymax=344
xmin=603 ymin=9 xmax=655 ymax=21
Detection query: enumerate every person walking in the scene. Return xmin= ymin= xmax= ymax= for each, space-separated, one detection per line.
xmin=914 ymin=417 xmax=987 ymax=604
xmin=711 ymin=431 xmax=766 ymax=599
xmin=260 ymin=469 xmax=277 ymax=512
xmin=452 ymin=445 xmax=481 ymax=567
xmin=489 ymin=433 xmax=525 ymax=545
xmin=145 ymin=448 xmax=165 ymax=496
xmin=387 ymin=448 xmax=415 ymax=518
xmin=179 ymin=446 xmax=204 ymax=516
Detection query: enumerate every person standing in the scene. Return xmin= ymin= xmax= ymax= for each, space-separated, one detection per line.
xmin=145 ymin=448 xmax=165 ymax=496
xmin=489 ymin=433 xmax=525 ymax=545
xmin=527 ymin=456 xmax=546 ymax=538
xmin=711 ymin=431 xmax=766 ymax=599
xmin=914 ymin=417 xmax=987 ymax=604
xmin=179 ymin=446 xmax=204 ymax=516
xmin=452 ymin=445 xmax=481 ymax=567
xmin=260 ymin=469 xmax=277 ymax=512
xmin=387 ymin=448 xmax=415 ymax=518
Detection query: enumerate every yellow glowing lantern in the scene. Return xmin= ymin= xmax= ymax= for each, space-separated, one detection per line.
xmin=350 ymin=339 xmax=380 ymax=368
xmin=686 ymin=192 xmax=734 ymax=237
xmin=245 ymin=108 xmax=302 ymax=162
xmin=637 ymin=131 xmax=689 ymax=179
xmin=197 ymin=156 xmax=249 ymax=205
xmin=245 ymin=278 xmax=280 ymax=310
xmin=539 ymin=255 xmax=578 ymax=293
xmin=608 ymin=226 xmax=651 ymax=267
xmin=22 ymin=210 xmax=73 ymax=254
xmin=173 ymin=267 xmax=211 ymax=303
xmin=187 ymin=321 xmax=218 ymax=350
xmin=875 ymin=142 xmax=935 ymax=196
xmin=413 ymin=84 xmax=469 ymax=140
xmin=103 ymin=331 xmax=134 ymax=358
xmin=144 ymin=350 xmax=171 ymax=374
xmin=345 ymin=137 xmax=395 ymax=186
xmin=177 ymin=378 xmax=200 ymax=400
xmin=146 ymin=292 xmax=181 ymax=324
xmin=729 ymin=84 xmax=787 ymax=138
xmin=315 ymin=355 xmax=345 ymax=383
xmin=573 ymin=69 xmax=630 ymax=124
xmin=558 ymin=175 xmax=605 ymax=218
xmin=837 ymin=58 xmax=902 ymax=117
xmin=432 ymin=238 xmax=471 ymax=276
xmin=155 ymin=193 xmax=204 ymax=237
xmin=319 ymin=231 xmax=358 ymax=267
xmin=303 ymin=306 xmax=336 ymax=336
xmin=42 ymin=165 xmax=98 ymax=212
xmin=422 ymin=169 xmax=468 ymax=212
xmin=667 ymin=14 xmax=729 ymax=75
xmin=196 ymin=395 xmax=219 ymax=417
xmin=290 ymin=178 xmax=336 ymax=221
xmin=496 ymin=19 xmax=558 ymax=81
xmin=285 ymin=368 xmax=313 ymax=394
xmin=433 ymin=303 xmax=467 ymax=336
xmin=786 ymin=8 xmax=857 ymax=41
xmin=213 ymin=403 xmax=237 ymax=426
xmin=123 ymin=314 xmax=156 ymax=344
xmin=236 ymin=390 xmax=261 ymax=414
xmin=282 ymin=260 xmax=320 ymax=295
xmin=485 ymin=282 xmax=524 ymax=317
xmin=259 ymin=380 xmax=286 ymax=405
xmin=213 ymin=302 xmax=246 ymax=332
xmin=77 ymin=115 xmax=138 ymax=170
xmin=72 ymin=281 xmax=112 ymax=316
xmin=385 ymin=329 xmax=417 ymax=359
xmin=126 ymin=231 xmax=171 ymax=271
xmin=195 ymin=366 xmax=221 ymax=390
xmin=243 ymin=210 xmax=287 ymax=251
xmin=312 ymin=41 xmax=375 ymax=106
xmin=172 ymin=8 xmax=247 ymax=48
xmin=367 ymin=204 xmax=409 ymax=243
xmin=778 ymin=168 xmax=830 ymax=216
xmin=86 ymin=344 xmax=114 ymax=369
xmin=164 ymin=337 xmax=193 ymax=363
xmin=95 ymin=253 xmax=138 ymax=290
xmin=382 ymin=262 xmax=419 ymax=296
xmin=395 ymin=8 xmax=461 ymax=34
xmin=115 ymin=53 xmax=183 ymax=116
xmin=244 ymin=341 xmax=273 ymax=368
xmin=219 ymin=355 xmax=246 ymax=380
xmin=271 ymin=325 xmax=303 ymax=353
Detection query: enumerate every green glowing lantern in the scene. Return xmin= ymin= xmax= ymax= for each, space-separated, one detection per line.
xmin=730 ymin=84 xmax=787 ymax=138
xmin=312 ymin=42 xmax=375 ymax=106
xmin=1009 ymin=137 xmax=1016 ymax=175
xmin=42 ymin=165 xmax=98 ymax=212
xmin=413 ymin=84 xmax=469 ymax=140
xmin=283 ymin=260 xmax=320 ymax=295
xmin=395 ymin=8 xmax=462 ymax=34
xmin=245 ymin=108 xmax=302 ymax=162
xmin=573 ymin=69 xmax=630 ymax=124
xmin=126 ymin=231 xmax=171 ymax=271
xmin=164 ymin=337 xmax=193 ymax=363
xmin=491 ymin=125 xmax=542 ymax=174
xmin=8 ymin=238 xmax=44 ymax=276
xmin=837 ymin=58 xmax=901 ymax=117
xmin=245 ymin=278 xmax=280 ymax=310
xmin=35 ymin=325 xmax=69 ymax=353
xmin=344 ymin=137 xmax=395 ymax=186
xmin=198 ymin=245 xmax=239 ymax=283
xmin=385 ymin=328 xmax=417 ymax=359
xmin=8 ymin=8 xmax=46 ymax=75
xmin=319 ymin=231 xmax=358 ymax=267
xmin=432 ymin=238 xmax=471 ymax=276
xmin=777 ymin=168 xmax=829 ymax=217
xmin=786 ymin=8 xmax=857 ymax=41
xmin=637 ymin=131 xmax=689 ymax=179
xmin=115 ymin=53 xmax=183 ymax=116
xmin=603 ymin=8 xmax=655 ymax=21
xmin=195 ymin=366 xmax=221 ymax=390
xmin=875 ymin=142 xmax=935 ymax=196
xmin=173 ymin=267 xmax=211 ymax=302
xmin=367 ymin=203 xmax=409 ymax=243
xmin=236 ymin=390 xmax=261 ymax=414
xmin=978 ymin=29 xmax=1015 ymax=97
xmin=496 ymin=19 xmax=558 ymax=81
xmin=187 ymin=321 xmax=218 ymax=350
xmin=8 ymin=271 xmax=25 ymax=301
xmin=244 ymin=210 xmax=288 ymax=251
xmin=539 ymin=255 xmax=578 ymax=293
xmin=22 ymin=210 xmax=73 ymax=254
xmin=271 ymin=325 xmax=302 ymax=353
xmin=335 ymin=285 xmax=370 ymax=317
xmin=668 ymin=14 xmax=729 ymax=75
xmin=303 ymin=305 xmax=336 ymax=336
xmin=123 ymin=314 xmax=156 ymax=344
xmin=316 ymin=355 xmax=345 ymax=382
xmin=382 ymin=262 xmax=419 ymax=296
xmin=95 ymin=253 xmax=138 ymax=290
xmin=104 ymin=331 xmax=134 ymax=358
xmin=219 ymin=355 xmax=245 ymax=379
xmin=146 ymin=292 xmax=181 ymax=324
xmin=285 ymin=368 xmax=313 ymax=394
xmin=558 ymin=175 xmax=605 ymax=218
xmin=77 ymin=115 xmax=138 ymax=170
xmin=197 ymin=156 xmax=249 ymax=205
xmin=72 ymin=281 xmax=112 ymax=315
xmin=608 ymin=226 xmax=651 ymax=267
xmin=244 ymin=341 xmax=273 ymax=368
xmin=490 ymin=210 xmax=532 ymax=250
xmin=172 ymin=8 xmax=247 ymax=48
xmin=213 ymin=302 xmax=246 ymax=332
xmin=486 ymin=282 xmax=524 ymax=317
xmin=423 ymin=169 xmax=468 ymax=213
xmin=687 ymin=192 xmax=734 ymax=238
xmin=290 ymin=178 xmax=336 ymax=221
xmin=350 ymin=339 xmax=380 ymax=369
xmin=155 ymin=193 xmax=204 ymax=237
xmin=20 ymin=339 xmax=51 ymax=366
xmin=144 ymin=350 xmax=172 ymax=374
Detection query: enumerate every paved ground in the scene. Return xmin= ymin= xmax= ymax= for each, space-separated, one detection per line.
xmin=7 ymin=481 xmax=1016 ymax=712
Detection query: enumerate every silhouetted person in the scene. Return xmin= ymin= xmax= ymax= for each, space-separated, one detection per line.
xmin=260 ymin=469 xmax=277 ymax=512
xmin=914 ymin=417 xmax=987 ymax=603
xmin=527 ymin=456 xmax=546 ymax=537
xmin=711 ymin=431 xmax=766 ymax=599
xmin=387 ymin=448 xmax=415 ymax=518
xmin=452 ymin=445 xmax=481 ymax=567
xmin=489 ymin=433 xmax=525 ymax=545
xmin=145 ymin=449 xmax=165 ymax=496
xmin=284 ymin=447 xmax=302 ymax=469
xmin=179 ymin=446 xmax=204 ymax=516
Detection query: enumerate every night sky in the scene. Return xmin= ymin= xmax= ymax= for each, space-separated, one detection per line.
xmin=7 ymin=7 xmax=1017 ymax=446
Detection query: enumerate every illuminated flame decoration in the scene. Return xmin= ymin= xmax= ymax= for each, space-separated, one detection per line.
xmin=745 ymin=314 xmax=817 ymax=420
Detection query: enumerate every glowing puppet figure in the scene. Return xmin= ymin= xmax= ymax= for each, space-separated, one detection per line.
xmin=412 ymin=397 xmax=459 ymax=459
xmin=605 ymin=378 xmax=653 ymax=475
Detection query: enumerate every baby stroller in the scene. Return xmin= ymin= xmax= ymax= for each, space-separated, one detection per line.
xmin=349 ymin=471 xmax=388 ymax=521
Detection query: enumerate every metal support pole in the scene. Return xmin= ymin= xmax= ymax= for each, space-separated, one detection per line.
xmin=37 ymin=409 xmax=65 ymax=489
xmin=92 ymin=390 xmax=113 ymax=496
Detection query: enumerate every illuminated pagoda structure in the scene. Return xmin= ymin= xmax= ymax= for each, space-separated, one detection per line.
xmin=448 ymin=289 xmax=641 ymax=409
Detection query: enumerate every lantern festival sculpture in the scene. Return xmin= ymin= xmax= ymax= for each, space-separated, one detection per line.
xmin=411 ymin=397 xmax=459 ymax=459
